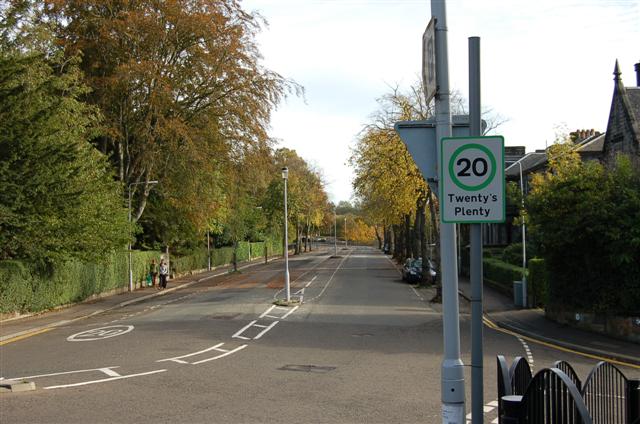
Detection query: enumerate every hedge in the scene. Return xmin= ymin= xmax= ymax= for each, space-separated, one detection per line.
xmin=0 ymin=250 xmax=159 ymax=314
xmin=527 ymin=258 xmax=547 ymax=307
xmin=1 ymin=238 xmax=285 ymax=315
xmin=483 ymin=257 xmax=527 ymax=295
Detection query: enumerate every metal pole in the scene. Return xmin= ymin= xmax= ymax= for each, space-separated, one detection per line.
xmin=517 ymin=161 xmax=527 ymax=307
xmin=469 ymin=36 xmax=483 ymax=424
xmin=207 ymin=231 xmax=211 ymax=271
xmin=284 ymin=177 xmax=290 ymax=302
xmin=432 ymin=1 xmax=466 ymax=422
xmin=344 ymin=217 xmax=347 ymax=248
xmin=334 ymin=211 xmax=338 ymax=256
xmin=128 ymin=187 xmax=133 ymax=292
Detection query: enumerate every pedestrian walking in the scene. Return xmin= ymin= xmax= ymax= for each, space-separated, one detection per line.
xmin=159 ymin=260 xmax=169 ymax=290
xmin=149 ymin=259 xmax=158 ymax=288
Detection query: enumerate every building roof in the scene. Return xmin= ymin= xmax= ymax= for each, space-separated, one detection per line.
xmin=505 ymin=152 xmax=547 ymax=178
xmin=576 ymin=133 xmax=605 ymax=153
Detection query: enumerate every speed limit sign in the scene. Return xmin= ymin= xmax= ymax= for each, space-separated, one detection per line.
xmin=440 ymin=136 xmax=505 ymax=223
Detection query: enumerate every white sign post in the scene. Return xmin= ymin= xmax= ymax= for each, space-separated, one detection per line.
xmin=441 ymin=136 xmax=505 ymax=224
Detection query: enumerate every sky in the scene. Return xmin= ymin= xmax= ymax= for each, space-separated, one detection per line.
xmin=242 ymin=0 xmax=640 ymax=203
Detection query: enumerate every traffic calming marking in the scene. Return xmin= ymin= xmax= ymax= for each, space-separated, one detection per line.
xmin=67 ymin=325 xmax=134 ymax=342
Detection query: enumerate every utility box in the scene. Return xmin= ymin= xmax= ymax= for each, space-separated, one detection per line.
xmin=513 ymin=280 xmax=524 ymax=307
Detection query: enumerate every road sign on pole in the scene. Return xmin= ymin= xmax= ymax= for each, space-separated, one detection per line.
xmin=440 ymin=136 xmax=505 ymax=223
xmin=422 ymin=17 xmax=437 ymax=103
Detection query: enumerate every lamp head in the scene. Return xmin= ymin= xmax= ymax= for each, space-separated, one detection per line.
xmin=281 ymin=167 xmax=288 ymax=179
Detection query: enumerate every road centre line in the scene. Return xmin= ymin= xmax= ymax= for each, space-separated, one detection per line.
xmin=272 ymin=255 xmax=332 ymax=301
xmin=305 ymin=250 xmax=352 ymax=303
xmin=43 ymin=369 xmax=167 ymax=390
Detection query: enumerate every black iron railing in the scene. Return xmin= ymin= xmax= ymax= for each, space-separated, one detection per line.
xmin=497 ymin=356 xmax=640 ymax=424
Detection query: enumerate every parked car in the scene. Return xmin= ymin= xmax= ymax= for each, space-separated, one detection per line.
xmin=402 ymin=258 xmax=438 ymax=285
xmin=424 ymin=258 xmax=438 ymax=285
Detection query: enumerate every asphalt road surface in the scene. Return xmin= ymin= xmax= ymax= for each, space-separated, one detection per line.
xmin=1 ymin=246 xmax=638 ymax=423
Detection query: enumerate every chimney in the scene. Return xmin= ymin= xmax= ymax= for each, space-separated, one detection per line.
xmin=635 ymin=62 xmax=640 ymax=86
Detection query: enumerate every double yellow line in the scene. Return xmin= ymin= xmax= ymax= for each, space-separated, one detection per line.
xmin=0 ymin=328 xmax=54 ymax=346
xmin=482 ymin=316 xmax=640 ymax=370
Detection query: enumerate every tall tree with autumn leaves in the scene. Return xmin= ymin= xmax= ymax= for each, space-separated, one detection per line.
xmin=40 ymin=0 xmax=301 ymax=229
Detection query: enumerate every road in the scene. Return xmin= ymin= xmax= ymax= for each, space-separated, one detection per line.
xmin=1 ymin=246 xmax=638 ymax=423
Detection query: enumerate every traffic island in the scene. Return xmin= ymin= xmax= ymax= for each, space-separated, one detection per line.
xmin=0 ymin=380 xmax=36 ymax=393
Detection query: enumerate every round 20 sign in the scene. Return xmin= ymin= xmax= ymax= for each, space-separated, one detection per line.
xmin=440 ymin=136 xmax=505 ymax=223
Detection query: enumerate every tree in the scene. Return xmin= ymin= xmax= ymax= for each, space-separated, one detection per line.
xmin=527 ymin=145 xmax=640 ymax=315
xmin=37 ymin=0 xmax=300 ymax=224
xmin=0 ymin=42 xmax=128 ymax=262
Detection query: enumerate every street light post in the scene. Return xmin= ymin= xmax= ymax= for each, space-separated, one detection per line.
xmin=128 ymin=180 xmax=158 ymax=292
xmin=334 ymin=210 xmax=338 ymax=256
xmin=282 ymin=167 xmax=291 ymax=302
xmin=517 ymin=160 xmax=527 ymax=307
xmin=344 ymin=217 xmax=347 ymax=248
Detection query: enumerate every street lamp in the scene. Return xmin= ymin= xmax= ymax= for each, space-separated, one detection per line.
xmin=344 ymin=217 xmax=348 ymax=248
xmin=282 ymin=167 xmax=290 ymax=302
xmin=516 ymin=159 xmax=528 ymax=307
xmin=333 ymin=209 xmax=338 ymax=256
xmin=128 ymin=180 xmax=158 ymax=292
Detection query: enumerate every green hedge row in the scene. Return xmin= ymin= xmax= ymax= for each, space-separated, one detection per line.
xmin=0 ymin=250 xmax=159 ymax=314
xmin=527 ymin=258 xmax=547 ymax=307
xmin=0 ymin=238 xmax=285 ymax=315
xmin=483 ymin=257 xmax=527 ymax=295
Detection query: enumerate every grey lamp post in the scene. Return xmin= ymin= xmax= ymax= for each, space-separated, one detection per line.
xmin=344 ymin=217 xmax=347 ymax=248
xmin=128 ymin=180 xmax=158 ymax=292
xmin=282 ymin=167 xmax=291 ymax=302
xmin=334 ymin=209 xmax=338 ymax=256
xmin=517 ymin=160 xmax=527 ymax=307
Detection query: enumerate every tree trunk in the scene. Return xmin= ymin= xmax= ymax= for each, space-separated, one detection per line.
xmin=232 ymin=240 xmax=238 ymax=272
xmin=404 ymin=214 xmax=411 ymax=259
xmin=393 ymin=224 xmax=401 ymax=259
xmin=374 ymin=225 xmax=382 ymax=249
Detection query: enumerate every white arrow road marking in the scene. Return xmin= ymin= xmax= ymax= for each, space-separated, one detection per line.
xmin=44 ymin=369 xmax=167 ymax=390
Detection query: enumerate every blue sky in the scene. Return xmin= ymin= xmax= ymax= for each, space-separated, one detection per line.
xmin=243 ymin=0 xmax=640 ymax=203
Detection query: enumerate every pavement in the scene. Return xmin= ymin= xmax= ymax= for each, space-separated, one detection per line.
xmin=2 ymin=253 xmax=638 ymax=368
xmin=457 ymin=277 xmax=640 ymax=367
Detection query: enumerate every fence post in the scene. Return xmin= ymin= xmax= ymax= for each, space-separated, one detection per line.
xmin=500 ymin=395 xmax=522 ymax=424
xmin=628 ymin=379 xmax=640 ymax=424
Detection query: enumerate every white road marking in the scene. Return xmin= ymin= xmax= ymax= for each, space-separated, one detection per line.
xmin=99 ymin=368 xmax=121 ymax=377
xmin=253 ymin=321 xmax=279 ymax=340
xmin=259 ymin=305 xmax=277 ymax=319
xmin=67 ymin=325 xmax=134 ymax=342
xmin=517 ymin=336 xmax=535 ymax=369
xmin=44 ymin=369 xmax=167 ymax=389
xmin=280 ymin=305 xmax=299 ymax=320
xmin=306 ymin=250 xmax=352 ymax=303
xmin=157 ymin=343 xmax=226 ymax=363
xmin=305 ymin=276 xmax=317 ymax=288
xmin=488 ymin=400 xmax=499 ymax=407
xmin=232 ymin=320 xmax=258 ymax=340
xmin=6 ymin=367 xmax=121 ymax=380
xmin=191 ymin=345 xmax=248 ymax=365
xmin=410 ymin=286 xmax=424 ymax=301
